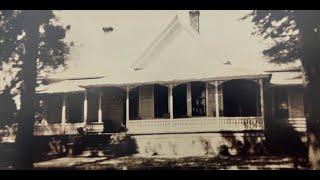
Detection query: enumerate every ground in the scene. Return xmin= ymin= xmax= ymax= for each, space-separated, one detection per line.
xmin=0 ymin=141 xmax=308 ymax=170
xmin=33 ymin=155 xmax=308 ymax=170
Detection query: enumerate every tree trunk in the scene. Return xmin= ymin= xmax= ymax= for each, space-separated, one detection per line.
xmin=296 ymin=12 xmax=320 ymax=169
xmin=15 ymin=11 xmax=40 ymax=170
xmin=302 ymin=63 xmax=320 ymax=169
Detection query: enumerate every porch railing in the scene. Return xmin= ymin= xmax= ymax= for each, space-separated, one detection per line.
xmin=127 ymin=116 xmax=264 ymax=134
xmin=86 ymin=122 xmax=104 ymax=133
xmin=34 ymin=117 xmax=264 ymax=136
xmin=33 ymin=123 xmax=85 ymax=136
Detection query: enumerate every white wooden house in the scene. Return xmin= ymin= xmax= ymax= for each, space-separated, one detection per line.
xmin=34 ymin=11 xmax=306 ymax=156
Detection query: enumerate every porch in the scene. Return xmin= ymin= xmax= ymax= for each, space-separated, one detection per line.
xmin=34 ymin=117 xmax=264 ymax=135
xmin=35 ymin=77 xmax=267 ymax=136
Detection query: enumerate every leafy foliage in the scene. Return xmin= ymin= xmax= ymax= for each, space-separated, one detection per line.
xmin=0 ymin=10 xmax=71 ymax=94
xmin=0 ymin=11 xmax=71 ymax=132
xmin=243 ymin=10 xmax=320 ymax=64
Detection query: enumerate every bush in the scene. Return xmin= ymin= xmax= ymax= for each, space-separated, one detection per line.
xmin=218 ymin=145 xmax=230 ymax=156
xmin=109 ymin=132 xmax=137 ymax=156
xmin=48 ymin=138 xmax=66 ymax=156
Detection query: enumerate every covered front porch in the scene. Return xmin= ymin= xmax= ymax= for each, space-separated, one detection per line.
xmin=34 ymin=77 xmax=267 ymax=136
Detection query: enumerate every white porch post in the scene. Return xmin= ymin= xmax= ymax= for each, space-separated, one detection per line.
xmin=98 ymin=91 xmax=103 ymax=123
xmin=259 ymin=79 xmax=265 ymax=119
xmin=61 ymin=94 xmax=66 ymax=124
xmin=205 ymin=83 xmax=209 ymax=116
xmin=83 ymin=91 xmax=88 ymax=126
xmin=215 ymin=81 xmax=220 ymax=118
xmin=126 ymin=86 xmax=130 ymax=127
xmin=187 ymin=83 xmax=192 ymax=117
xmin=169 ymin=84 xmax=174 ymax=120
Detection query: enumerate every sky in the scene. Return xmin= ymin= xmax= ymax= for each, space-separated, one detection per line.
xmin=49 ymin=10 xmax=290 ymax=79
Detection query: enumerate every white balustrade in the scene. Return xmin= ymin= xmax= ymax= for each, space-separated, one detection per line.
xmin=34 ymin=117 xmax=264 ymax=136
xmin=34 ymin=123 xmax=85 ymax=136
xmin=86 ymin=122 xmax=104 ymax=133
xmin=127 ymin=117 xmax=264 ymax=134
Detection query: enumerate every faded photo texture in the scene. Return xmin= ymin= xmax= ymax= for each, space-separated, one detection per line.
xmin=1 ymin=10 xmax=320 ymax=170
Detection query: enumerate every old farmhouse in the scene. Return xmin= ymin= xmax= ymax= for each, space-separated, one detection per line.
xmin=34 ymin=11 xmax=306 ymax=156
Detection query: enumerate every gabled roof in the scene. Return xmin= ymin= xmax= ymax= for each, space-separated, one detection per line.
xmin=131 ymin=15 xmax=199 ymax=70
xmin=38 ymin=14 xmax=271 ymax=93
xmin=127 ymin=15 xmax=268 ymax=80
xmin=80 ymin=15 xmax=270 ymax=87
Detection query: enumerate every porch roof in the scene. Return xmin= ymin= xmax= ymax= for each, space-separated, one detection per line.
xmin=37 ymin=71 xmax=270 ymax=94
xmin=37 ymin=80 xmax=85 ymax=94
xmin=269 ymin=71 xmax=302 ymax=86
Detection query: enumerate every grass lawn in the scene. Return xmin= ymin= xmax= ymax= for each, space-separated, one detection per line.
xmin=33 ymin=155 xmax=308 ymax=170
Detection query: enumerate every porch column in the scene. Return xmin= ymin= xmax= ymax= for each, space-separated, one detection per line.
xmin=205 ymin=83 xmax=209 ymax=116
xmin=215 ymin=81 xmax=219 ymax=118
xmin=98 ymin=91 xmax=103 ymax=123
xmin=169 ymin=84 xmax=174 ymax=120
xmin=61 ymin=94 xmax=66 ymax=124
xmin=187 ymin=83 xmax=192 ymax=117
xmin=126 ymin=86 xmax=130 ymax=127
xmin=83 ymin=91 xmax=88 ymax=126
xmin=259 ymin=79 xmax=265 ymax=119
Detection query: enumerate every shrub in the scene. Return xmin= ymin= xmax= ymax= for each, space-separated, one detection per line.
xmin=218 ymin=145 xmax=230 ymax=156
xmin=109 ymin=132 xmax=137 ymax=156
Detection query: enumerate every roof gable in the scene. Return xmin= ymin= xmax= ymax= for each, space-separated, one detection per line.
xmin=129 ymin=15 xmax=265 ymax=80
xmin=131 ymin=15 xmax=201 ymax=70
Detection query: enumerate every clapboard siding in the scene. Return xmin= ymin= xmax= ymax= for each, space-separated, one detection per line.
xmin=272 ymin=86 xmax=306 ymax=132
xmin=275 ymin=118 xmax=306 ymax=132
xmin=139 ymin=85 xmax=154 ymax=119
xmin=288 ymin=87 xmax=306 ymax=132
xmin=102 ymin=88 xmax=125 ymax=132
xmin=288 ymin=87 xmax=305 ymax=118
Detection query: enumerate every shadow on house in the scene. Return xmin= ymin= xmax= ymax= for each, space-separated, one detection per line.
xmin=265 ymin=124 xmax=307 ymax=157
xmin=217 ymin=128 xmax=306 ymax=158
xmin=218 ymin=131 xmax=267 ymax=157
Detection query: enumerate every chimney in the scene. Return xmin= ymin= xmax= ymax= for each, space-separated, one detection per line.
xmin=189 ymin=10 xmax=200 ymax=34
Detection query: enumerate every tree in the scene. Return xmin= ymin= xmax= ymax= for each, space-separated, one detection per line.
xmin=0 ymin=87 xmax=17 ymax=128
xmin=243 ymin=10 xmax=320 ymax=169
xmin=0 ymin=10 xmax=70 ymax=169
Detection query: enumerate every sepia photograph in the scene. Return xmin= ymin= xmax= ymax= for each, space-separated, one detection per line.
xmin=0 ymin=9 xmax=320 ymax=171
